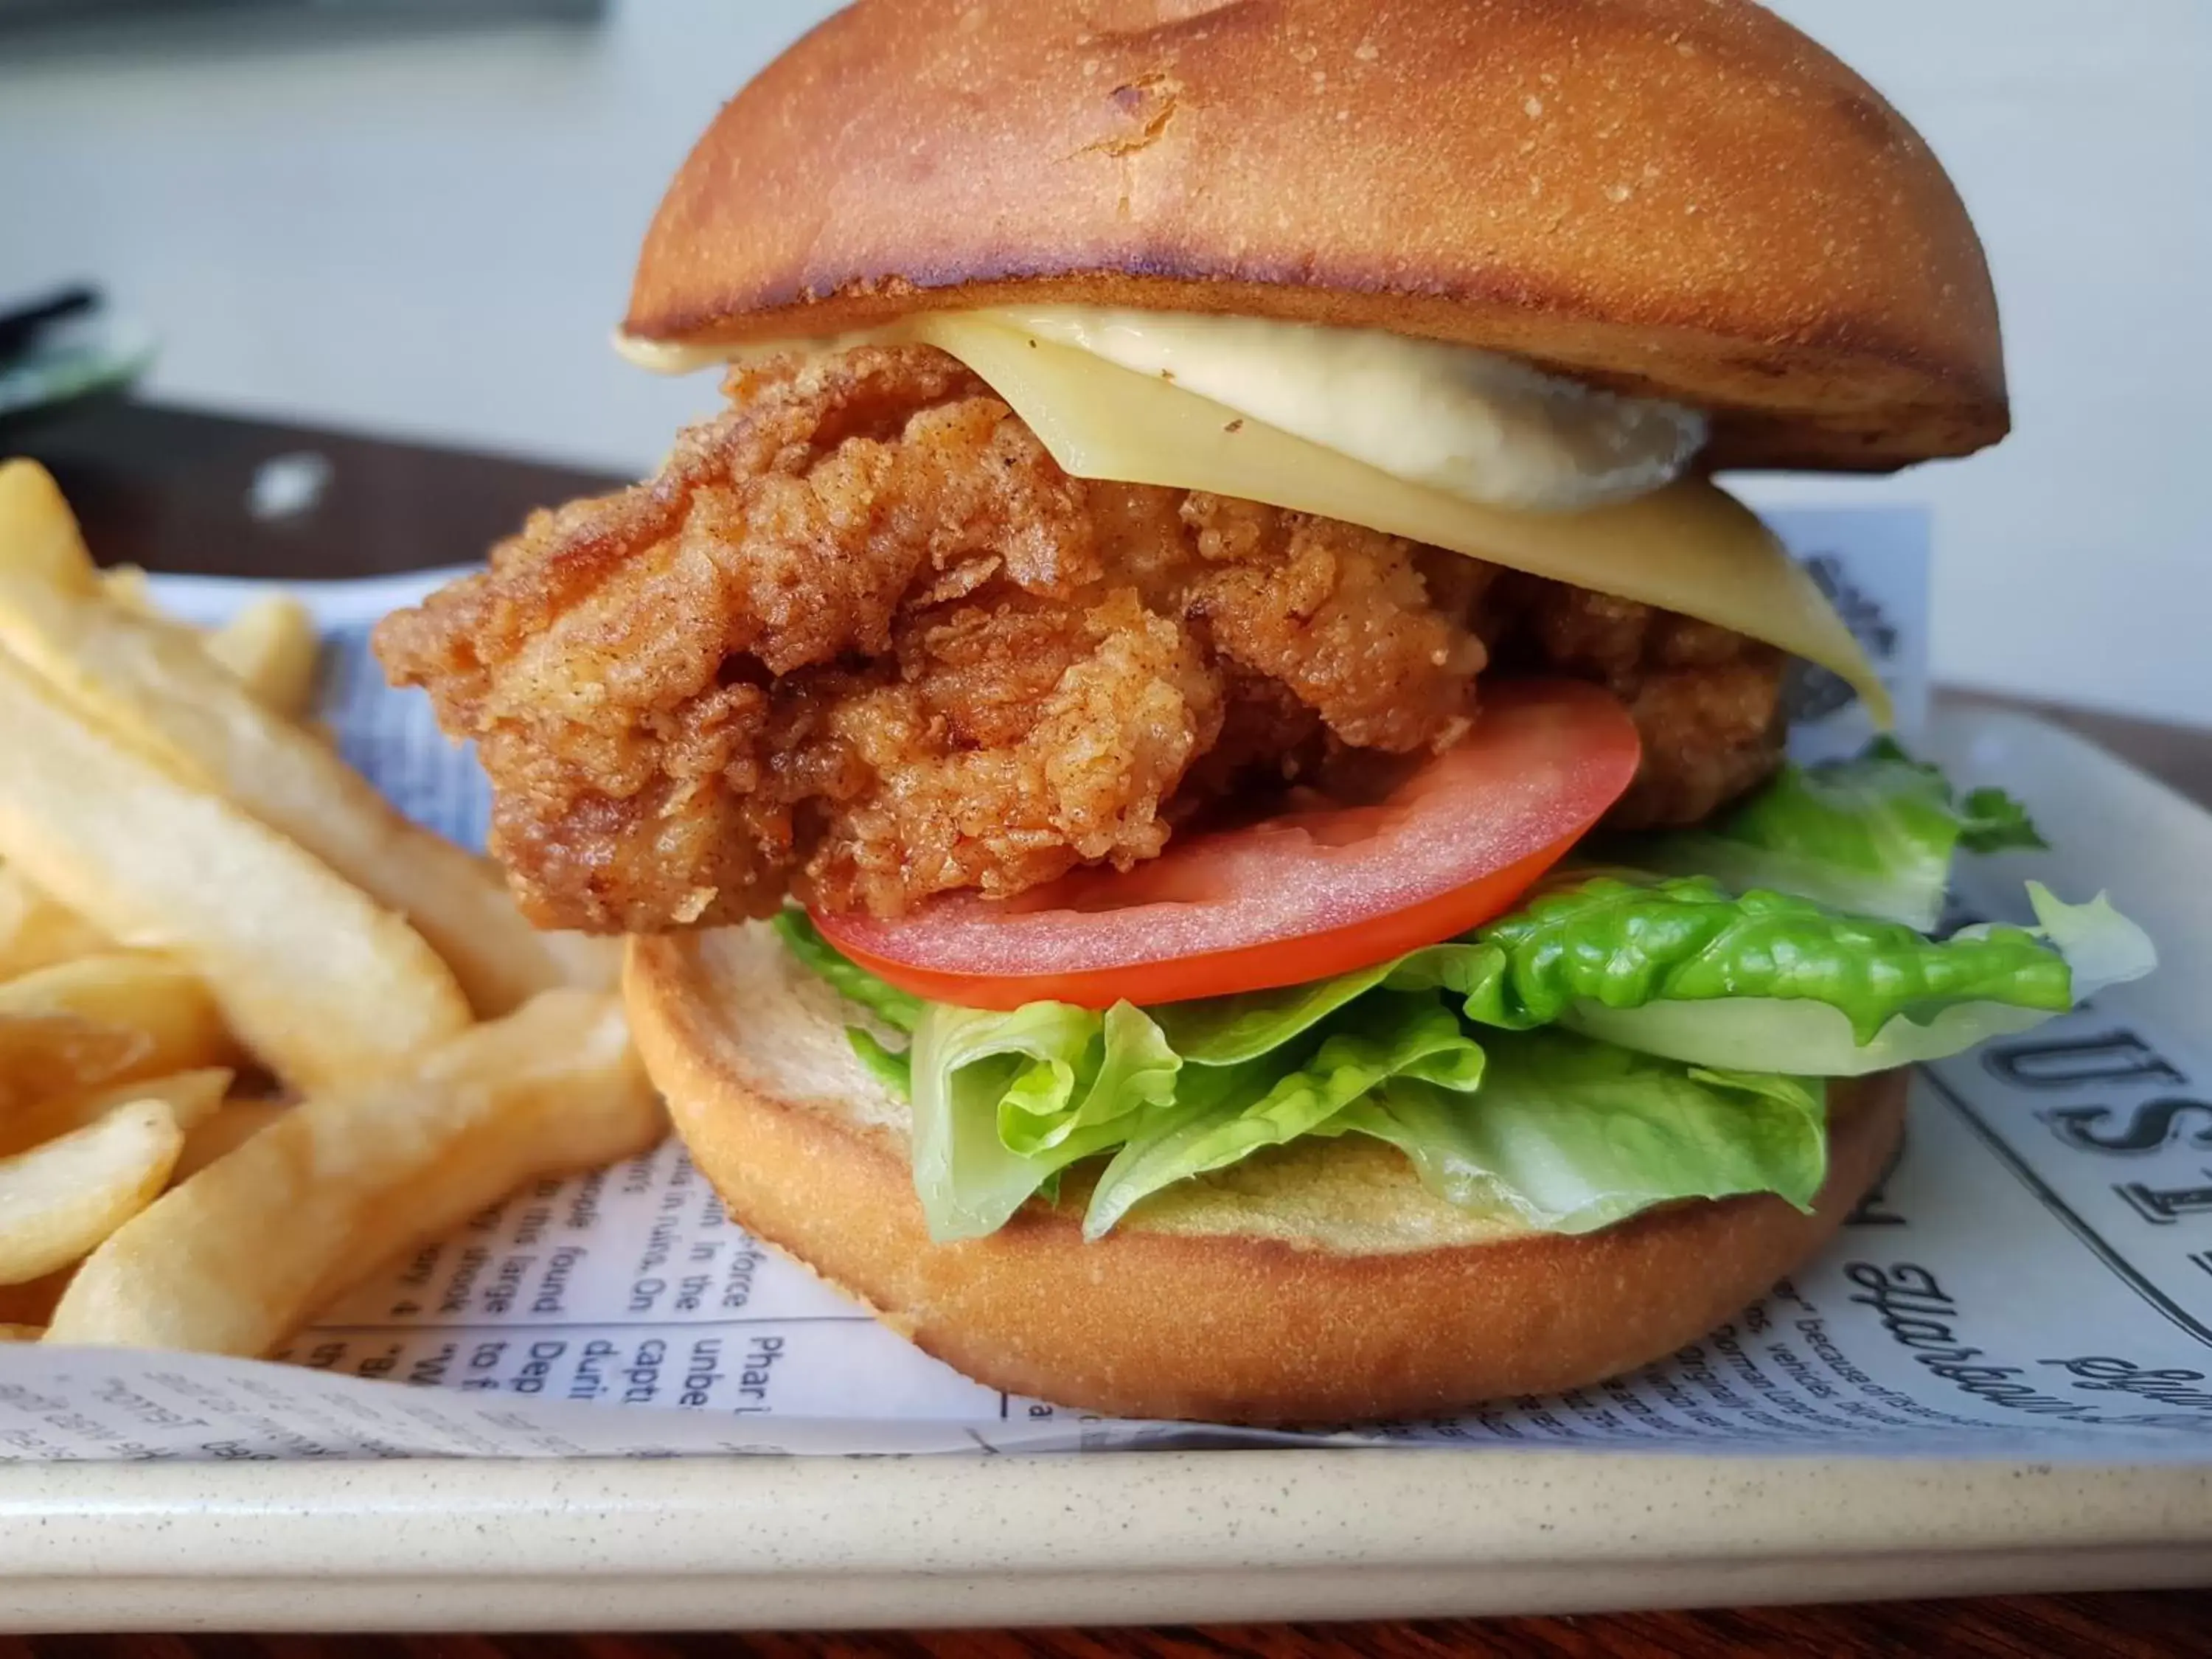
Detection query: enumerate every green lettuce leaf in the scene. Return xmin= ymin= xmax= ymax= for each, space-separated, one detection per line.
xmin=847 ymin=1028 xmax=914 ymax=1095
xmin=1472 ymin=874 xmax=2072 ymax=1037
xmin=1559 ymin=882 xmax=2154 ymax=1074
xmin=1082 ymin=995 xmax=1487 ymax=1238
xmin=908 ymin=998 xmax=1182 ymax=1242
xmin=1955 ymin=785 xmax=2048 ymax=855
xmin=1154 ymin=873 xmax=2133 ymax=1079
xmin=1628 ymin=739 xmax=2045 ymax=930
xmin=1147 ymin=941 xmax=1500 ymax=1062
xmin=2024 ymin=883 xmax=2160 ymax=992
xmin=773 ymin=911 xmax=923 ymax=1032
xmin=1322 ymin=1030 xmax=1829 ymax=1234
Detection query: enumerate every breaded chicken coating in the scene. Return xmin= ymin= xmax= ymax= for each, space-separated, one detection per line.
xmin=377 ymin=346 xmax=1781 ymax=930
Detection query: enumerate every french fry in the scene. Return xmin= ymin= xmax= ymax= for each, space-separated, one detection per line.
xmin=0 ymin=956 xmax=233 ymax=1119
xmin=0 ymin=1099 xmax=182 ymax=1286
xmin=172 ymin=1096 xmax=291 ymax=1183
xmin=0 ymin=549 xmax=582 ymax=1018
xmin=46 ymin=992 xmax=661 ymax=1356
xmin=102 ymin=571 xmax=319 ymax=718
xmin=0 ymin=1067 xmax=232 ymax=1161
xmin=206 ymin=593 xmax=320 ymax=719
xmin=0 ymin=864 xmax=109 ymax=981
xmin=0 ymin=465 xmax=647 ymax=1359
xmin=538 ymin=930 xmax=622 ymax=993
xmin=0 ymin=645 xmax=472 ymax=1088
xmin=97 ymin=566 xmax=156 ymax=616
xmin=0 ymin=462 xmax=97 ymax=595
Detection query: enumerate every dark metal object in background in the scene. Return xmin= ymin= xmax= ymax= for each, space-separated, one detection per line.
xmin=0 ymin=0 xmax=604 ymax=57
xmin=0 ymin=0 xmax=603 ymax=19
xmin=0 ymin=285 xmax=98 ymax=366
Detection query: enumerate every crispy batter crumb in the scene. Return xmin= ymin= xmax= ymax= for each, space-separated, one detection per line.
xmin=376 ymin=345 xmax=1781 ymax=931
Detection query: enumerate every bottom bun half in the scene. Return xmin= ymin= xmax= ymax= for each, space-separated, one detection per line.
xmin=625 ymin=925 xmax=1907 ymax=1425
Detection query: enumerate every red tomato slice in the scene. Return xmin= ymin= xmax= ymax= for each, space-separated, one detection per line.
xmin=814 ymin=679 xmax=1641 ymax=1012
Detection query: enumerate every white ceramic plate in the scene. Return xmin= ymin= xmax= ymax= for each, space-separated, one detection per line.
xmin=3 ymin=705 xmax=2209 ymax=1632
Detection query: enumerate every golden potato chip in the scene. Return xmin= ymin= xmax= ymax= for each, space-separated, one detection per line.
xmin=0 ymin=1099 xmax=182 ymax=1285
xmin=47 ymin=992 xmax=661 ymax=1355
xmin=0 ymin=646 xmax=471 ymax=1088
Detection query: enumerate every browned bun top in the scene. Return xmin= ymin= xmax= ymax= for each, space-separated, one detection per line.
xmin=625 ymin=924 xmax=1908 ymax=1424
xmin=626 ymin=0 xmax=2006 ymax=473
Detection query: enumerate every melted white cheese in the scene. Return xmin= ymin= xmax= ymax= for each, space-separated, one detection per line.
xmin=997 ymin=305 xmax=1706 ymax=512
xmin=620 ymin=307 xmax=1703 ymax=512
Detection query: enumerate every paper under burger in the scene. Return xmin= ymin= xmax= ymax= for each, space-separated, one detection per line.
xmin=375 ymin=0 xmax=2154 ymax=1423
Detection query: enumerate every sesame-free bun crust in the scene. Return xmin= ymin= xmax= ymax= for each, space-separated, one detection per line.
xmin=625 ymin=0 xmax=2005 ymax=473
xmin=625 ymin=924 xmax=1907 ymax=1424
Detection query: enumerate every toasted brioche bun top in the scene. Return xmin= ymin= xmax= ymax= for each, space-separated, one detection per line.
xmin=626 ymin=0 xmax=2005 ymax=473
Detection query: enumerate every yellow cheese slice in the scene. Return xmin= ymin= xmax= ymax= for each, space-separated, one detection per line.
xmin=908 ymin=313 xmax=1891 ymax=725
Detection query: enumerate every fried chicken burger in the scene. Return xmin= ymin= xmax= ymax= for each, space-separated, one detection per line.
xmin=377 ymin=0 xmax=2154 ymax=1422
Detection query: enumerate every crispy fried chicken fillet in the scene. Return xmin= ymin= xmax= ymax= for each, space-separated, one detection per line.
xmin=375 ymin=345 xmax=1784 ymax=933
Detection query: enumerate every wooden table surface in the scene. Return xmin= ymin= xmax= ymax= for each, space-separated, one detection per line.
xmin=7 ymin=397 xmax=2208 ymax=1655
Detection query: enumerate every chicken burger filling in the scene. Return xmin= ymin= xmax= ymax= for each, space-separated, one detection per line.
xmin=378 ymin=314 xmax=2149 ymax=1246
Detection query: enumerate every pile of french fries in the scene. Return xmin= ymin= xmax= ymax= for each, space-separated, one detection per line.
xmin=0 ymin=459 xmax=660 ymax=1358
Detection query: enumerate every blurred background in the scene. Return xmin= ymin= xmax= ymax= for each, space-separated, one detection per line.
xmin=0 ymin=0 xmax=2205 ymax=723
